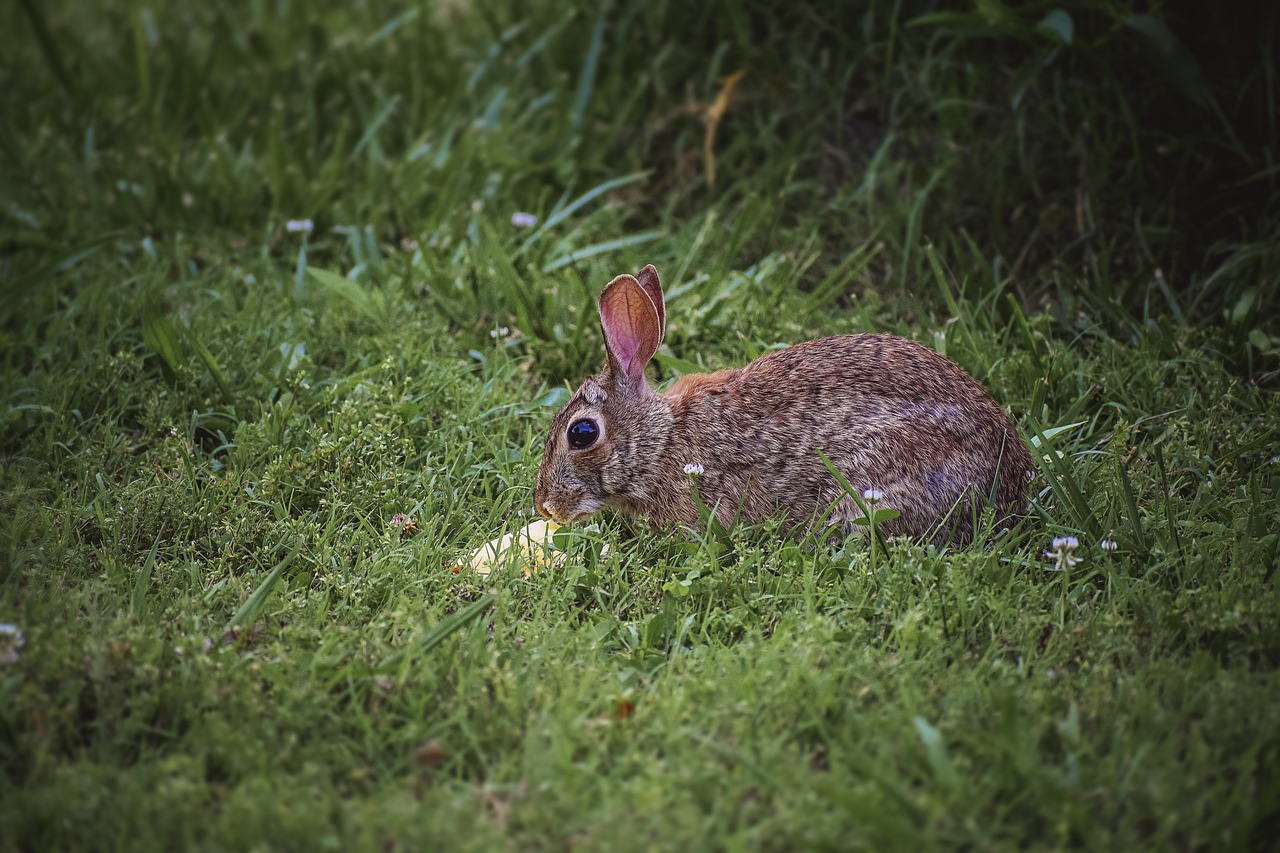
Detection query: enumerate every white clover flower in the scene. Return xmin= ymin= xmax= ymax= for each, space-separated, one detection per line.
xmin=683 ymin=463 xmax=705 ymax=476
xmin=0 ymin=624 xmax=24 ymax=665
xmin=862 ymin=488 xmax=884 ymax=503
xmin=511 ymin=212 xmax=538 ymax=228
xmin=1046 ymin=536 xmax=1082 ymax=568
xmin=1100 ymin=539 xmax=1118 ymax=552
xmin=285 ymin=219 xmax=314 ymax=233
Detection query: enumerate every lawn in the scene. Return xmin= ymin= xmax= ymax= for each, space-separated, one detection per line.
xmin=2 ymin=0 xmax=1279 ymax=849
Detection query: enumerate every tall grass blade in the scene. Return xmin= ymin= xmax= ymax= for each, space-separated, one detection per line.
xmin=141 ymin=310 xmax=182 ymax=378
xmin=17 ymin=0 xmax=75 ymax=100
xmin=349 ymin=95 xmax=401 ymax=163
xmin=1116 ymin=460 xmax=1147 ymax=553
xmin=542 ymin=230 xmax=664 ymax=272
xmin=131 ymin=537 xmax=161 ymax=618
xmin=572 ymin=9 xmax=605 ymax=130
xmin=1030 ymin=421 xmax=1103 ymax=539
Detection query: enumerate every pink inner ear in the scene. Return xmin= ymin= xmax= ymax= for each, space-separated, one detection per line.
xmin=600 ymin=275 xmax=660 ymax=382
xmin=602 ymin=321 xmax=639 ymax=373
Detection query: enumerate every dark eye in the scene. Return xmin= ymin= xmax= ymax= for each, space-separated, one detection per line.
xmin=567 ymin=418 xmax=599 ymax=450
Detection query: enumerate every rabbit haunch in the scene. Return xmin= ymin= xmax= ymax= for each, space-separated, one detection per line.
xmin=534 ymin=265 xmax=1034 ymax=545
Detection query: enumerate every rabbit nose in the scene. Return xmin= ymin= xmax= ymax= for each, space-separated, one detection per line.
xmin=534 ymin=501 xmax=551 ymax=520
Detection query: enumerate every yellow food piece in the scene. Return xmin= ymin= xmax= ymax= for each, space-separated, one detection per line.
xmin=466 ymin=520 xmax=564 ymax=576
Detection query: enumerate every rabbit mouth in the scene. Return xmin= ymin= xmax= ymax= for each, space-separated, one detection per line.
xmin=536 ymin=497 xmax=602 ymax=524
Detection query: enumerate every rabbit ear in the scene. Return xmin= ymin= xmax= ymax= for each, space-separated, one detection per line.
xmin=634 ymin=264 xmax=665 ymax=340
xmin=599 ymin=273 xmax=661 ymax=387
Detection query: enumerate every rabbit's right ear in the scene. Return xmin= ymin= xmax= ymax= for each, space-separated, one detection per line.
xmin=599 ymin=273 xmax=662 ymax=389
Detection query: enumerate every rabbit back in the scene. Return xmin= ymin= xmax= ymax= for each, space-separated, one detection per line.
xmin=662 ymin=334 xmax=1033 ymax=543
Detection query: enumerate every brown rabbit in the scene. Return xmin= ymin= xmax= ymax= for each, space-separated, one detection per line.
xmin=534 ymin=265 xmax=1034 ymax=545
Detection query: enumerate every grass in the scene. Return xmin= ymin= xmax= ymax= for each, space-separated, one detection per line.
xmin=2 ymin=0 xmax=1278 ymax=848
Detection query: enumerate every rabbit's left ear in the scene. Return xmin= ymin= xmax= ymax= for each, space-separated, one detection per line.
xmin=599 ymin=273 xmax=661 ymax=388
xmin=634 ymin=265 xmax=665 ymax=340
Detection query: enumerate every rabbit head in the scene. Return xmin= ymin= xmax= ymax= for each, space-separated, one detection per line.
xmin=534 ymin=265 xmax=677 ymax=524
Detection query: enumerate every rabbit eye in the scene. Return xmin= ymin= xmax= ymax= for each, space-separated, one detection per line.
xmin=567 ymin=418 xmax=599 ymax=450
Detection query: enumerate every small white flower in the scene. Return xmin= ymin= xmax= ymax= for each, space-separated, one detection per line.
xmin=286 ymin=219 xmax=314 ymax=233
xmin=862 ymin=488 xmax=884 ymax=503
xmin=1045 ymin=535 xmax=1082 ymax=568
xmin=182 ymin=193 xmax=195 ymax=208
xmin=683 ymin=463 xmax=705 ymax=476
xmin=399 ymin=237 xmax=419 ymax=252
xmin=0 ymin=624 xmax=24 ymax=665
xmin=1100 ymin=539 xmax=1118 ymax=552
xmin=511 ymin=212 xmax=538 ymax=228
xmin=489 ymin=326 xmax=510 ymax=339
xmin=470 ymin=200 xmax=484 ymax=213
xmin=243 ymin=273 xmax=257 ymax=285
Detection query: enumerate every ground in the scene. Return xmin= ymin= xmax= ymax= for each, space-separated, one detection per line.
xmin=2 ymin=1 xmax=1278 ymax=849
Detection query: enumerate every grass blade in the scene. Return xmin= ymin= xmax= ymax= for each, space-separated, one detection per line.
xmin=1 ymin=236 xmax=113 ymax=311
xmin=1116 ymin=460 xmax=1147 ymax=553
xmin=225 ymin=541 xmax=302 ymax=632
xmin=421 ymin=594 xmax=495 ymax=654
xmin=1030 ymin=421 xmax=1103 ymax=540
xmin=512 ymin=171 xmax=650 ymax=260
xmin=801 ymin=240 xmax=883 ymax=316
xmin=131 ymin=537 xmax=161 ymax=618
xmin=349 ymin=95 xmax=401 ymax=163
xmin=141 ymin=309 xmax=182 ymax=377
xmin=16 ymin=0 xmax=76 ymax=100
xmin=185 ymin=330 xmax=237 ymax=404
xmin=308 ymin=266 xmax=387 ymax=326
xmin=572 ymin=9 xmax=605 ymax=130
xmin=914 ymin=717 xmax=960 ymax=792
xmin=542 ymin=230 xmax=663 ymax=272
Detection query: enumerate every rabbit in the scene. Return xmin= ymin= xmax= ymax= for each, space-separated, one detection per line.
xmin=534 ymin=265 xmax=1035 ymax=545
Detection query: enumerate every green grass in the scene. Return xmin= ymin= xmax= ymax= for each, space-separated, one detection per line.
xmin=2 ymin=0 xmax=1279 ymax=849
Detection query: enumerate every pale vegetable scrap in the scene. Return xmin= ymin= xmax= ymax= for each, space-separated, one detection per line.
xmin=465 ymin=520 xmax=564 ymax=576
xmin=463 ymin=520 xmax=609 ymax=576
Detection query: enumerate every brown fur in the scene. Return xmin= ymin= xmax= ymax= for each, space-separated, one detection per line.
xmin=534 ymin=266 xmax=1034 ymax=545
